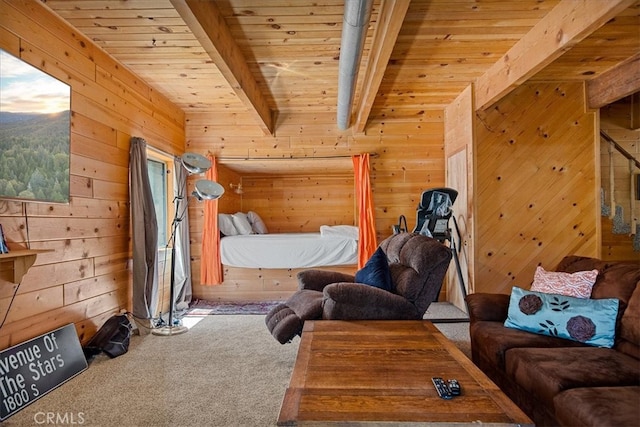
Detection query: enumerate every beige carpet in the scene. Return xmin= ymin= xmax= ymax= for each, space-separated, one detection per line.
xmin=423 ymin=302 xmax=471 ymax=357
xmin=4 ymin=305 xmax=470 ymax=427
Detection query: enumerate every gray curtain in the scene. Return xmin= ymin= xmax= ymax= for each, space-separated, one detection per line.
xmin=129 ymin=137 xmax=159 ymax=320
xmin=174 ymin=157 xmax=192 ymax=310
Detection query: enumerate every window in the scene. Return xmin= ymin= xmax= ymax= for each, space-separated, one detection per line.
xmin=147 ymin=152 xmax=174 ymax=249
xmin=146 ymin=149 xmax=176 ymax=317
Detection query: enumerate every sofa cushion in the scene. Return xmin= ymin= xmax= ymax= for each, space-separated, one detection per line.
xmin=265 ymin=303 xmax=303 ymax=344
xmin=286 ymin=289 xmax=324 ymax=320
xmin=505 ymin=347 xmax=640 ymax=409
xmin=469 ymin=320 xmax=585 ymax=372
xmin=620 ymin=283 xmax=640 ymax=359
xmin=322 ymin=282 xmax=420 ymax=320
xmin=378 ymin=233 xmax=451 ymax=314
xmin=556 ymin=256 xmax=640 ymax=357
xmin=466 ymin=293 xmax=510 ymax=323
xmin=555 ymin=255 xmax=606 ymax=275
xmin=504 ymin=287 xmax=619 ymax=348
xmin=530 ymin=265 xmax=597 ymax=298
xmin=553 ymin=386 xmax=640 ymax=427
xmin=556 ymin=256 xmax=639 ymax=306
xmin=590 ymin=261 xmax=640 ymax=305
xmin=265 ymin=290 xmax=325 ymax=344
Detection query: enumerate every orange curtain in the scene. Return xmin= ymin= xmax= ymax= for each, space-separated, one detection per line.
xmin=352 ymin=154 xmax=377 ymax=268
xmin=201 ymin=155 xmax=223 ymax=285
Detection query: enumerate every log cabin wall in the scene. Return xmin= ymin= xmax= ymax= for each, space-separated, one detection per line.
xmin=474 ymin=81 xmax=599 ymax=295
xmin=240 ymin=174 xmax=355 ymax=233
xmin=600 ymin=96 xmax=640 ymax=261
xmin=214 ymin=164 xmax=243 ymax=215
xmin=0 ymin=1 xmax=184 ymax=348
xmin=186 ymin=109 xmax=446 ymax=301
xmin=223 ymin=174 xmax=244 ymax=215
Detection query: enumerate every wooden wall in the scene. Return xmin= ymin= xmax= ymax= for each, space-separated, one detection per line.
xmin=240 ymin=174 xmax=355 ymax=233
xmin=0 ymin=1 xmax=184 ymax=348
xmin=444 ymin=85 xmax=475 ymax=309
xmin=215 ymin=165 xmax=243 ymax=215
xmin=0 ymin=1 xmax=630 ymax=344
xmin=474 ymin=81 xmax=599 ymax=295
xmin=186 ymin=109 xmax=447 ymax=301
xmin=600 ymin=96 xmax=640 ymax=261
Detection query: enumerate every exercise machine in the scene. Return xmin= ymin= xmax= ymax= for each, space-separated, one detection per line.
xmin=413 ymin=188 xmax=469 ymax=323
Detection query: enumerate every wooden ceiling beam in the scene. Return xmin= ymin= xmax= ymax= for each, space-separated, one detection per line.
xmin=353 ymin=0 xmax=410 ymax=134
xmin=474 ymin=0 xmax=636 ymax=112
xmin=171 ymin=0 xmax=274 ymax=135
xmin=587 ymin=53 xmax=640 ymax=109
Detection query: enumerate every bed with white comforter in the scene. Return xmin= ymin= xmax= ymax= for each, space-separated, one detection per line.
xmin=220 ymin=225 xmax=358 ymax=269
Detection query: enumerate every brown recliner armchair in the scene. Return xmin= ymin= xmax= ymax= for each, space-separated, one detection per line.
xmin=265 ymin=233 xmax=452 ymax=343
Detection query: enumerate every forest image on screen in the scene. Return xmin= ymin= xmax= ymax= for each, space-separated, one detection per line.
xmin=0 ymin=49 xmax=71 ymax=204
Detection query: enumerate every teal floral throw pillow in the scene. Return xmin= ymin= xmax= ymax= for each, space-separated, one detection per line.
xmin=504 ymin=287 xmax=619 ymax=348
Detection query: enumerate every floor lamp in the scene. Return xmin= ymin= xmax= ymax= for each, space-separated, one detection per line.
xmin=152 ymin=153 xmax=224 ymax=336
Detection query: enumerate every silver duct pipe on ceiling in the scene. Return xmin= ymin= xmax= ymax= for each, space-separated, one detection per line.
xmin=337 ymin=0 xmax=374 ymax=131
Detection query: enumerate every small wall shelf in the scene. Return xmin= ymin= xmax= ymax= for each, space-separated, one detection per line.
xmin=0 ymin=249 xmax=53 ymax=284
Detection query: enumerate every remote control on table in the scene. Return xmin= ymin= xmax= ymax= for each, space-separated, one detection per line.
xmin=432 ymin=377 xmax=453 ymax=399
xmin=447 ymin=379 xmax=461 ymax=396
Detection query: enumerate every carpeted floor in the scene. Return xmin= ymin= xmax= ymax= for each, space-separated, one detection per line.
xmin=184 ymin=299 xmax=471 ymax=357
xmin=187 ymin=299 xmax=467 ymax=319
xmin=2 ymin=304 xmax=470 ymax=426
xmin=4 ymin=315 xmax=299 ymax=427
xmin=186 ymin=299 xmax=282 ymax=316
xmin=424 ymin=302 xmax=471 ymax=357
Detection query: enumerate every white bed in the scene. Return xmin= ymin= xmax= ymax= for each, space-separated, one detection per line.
xmin=220 ymin=231 xmax=358 ymax=269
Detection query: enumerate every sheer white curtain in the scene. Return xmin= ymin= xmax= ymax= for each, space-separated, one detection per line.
xmin=129 ymin=137 xmax=159 ymax=320
xmin=173 ymin=156 xmax=192 ymax=310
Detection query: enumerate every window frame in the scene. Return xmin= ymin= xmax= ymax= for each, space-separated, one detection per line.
xmin=146 ymin=149 xmax=175 ymax=250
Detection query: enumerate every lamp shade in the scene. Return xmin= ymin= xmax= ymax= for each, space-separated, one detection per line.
xmin=181 ymin=152 xmax=211 ymax=174
xmin=193 ymin=179 xmax=224 ymax=201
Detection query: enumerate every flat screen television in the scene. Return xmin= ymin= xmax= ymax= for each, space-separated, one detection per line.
xmin=0 ymin=48 xmax=71 ymax=204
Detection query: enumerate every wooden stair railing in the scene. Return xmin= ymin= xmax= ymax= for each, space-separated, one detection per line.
xmin=600 ymin=130 xmax=640 ymax=169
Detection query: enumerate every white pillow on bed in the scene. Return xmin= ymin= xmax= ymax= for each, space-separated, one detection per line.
xmin=218 ymin=214 xmax=238 ymax=236
xmin=247 ymin=211 xmax=268 ymax=234
xmin=232 ymin=212 xmax=254 ymax=235
xmin=320 ymin=225 xmax=359 ymax=240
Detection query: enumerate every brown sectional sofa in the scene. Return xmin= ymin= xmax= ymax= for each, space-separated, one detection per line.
xmin=466 ymin=256 xmax=640 ymax=427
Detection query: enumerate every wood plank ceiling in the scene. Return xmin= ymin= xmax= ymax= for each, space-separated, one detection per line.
xmin=44 ymin=0 xmax=640 ymax=169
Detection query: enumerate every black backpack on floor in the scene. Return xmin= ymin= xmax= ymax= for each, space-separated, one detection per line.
xmin=83 ymin=314 xmax=133 ymax=360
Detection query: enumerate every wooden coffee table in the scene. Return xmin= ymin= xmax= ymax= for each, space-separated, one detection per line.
xmin=277 ymin=320 xmax=533 ymax=426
